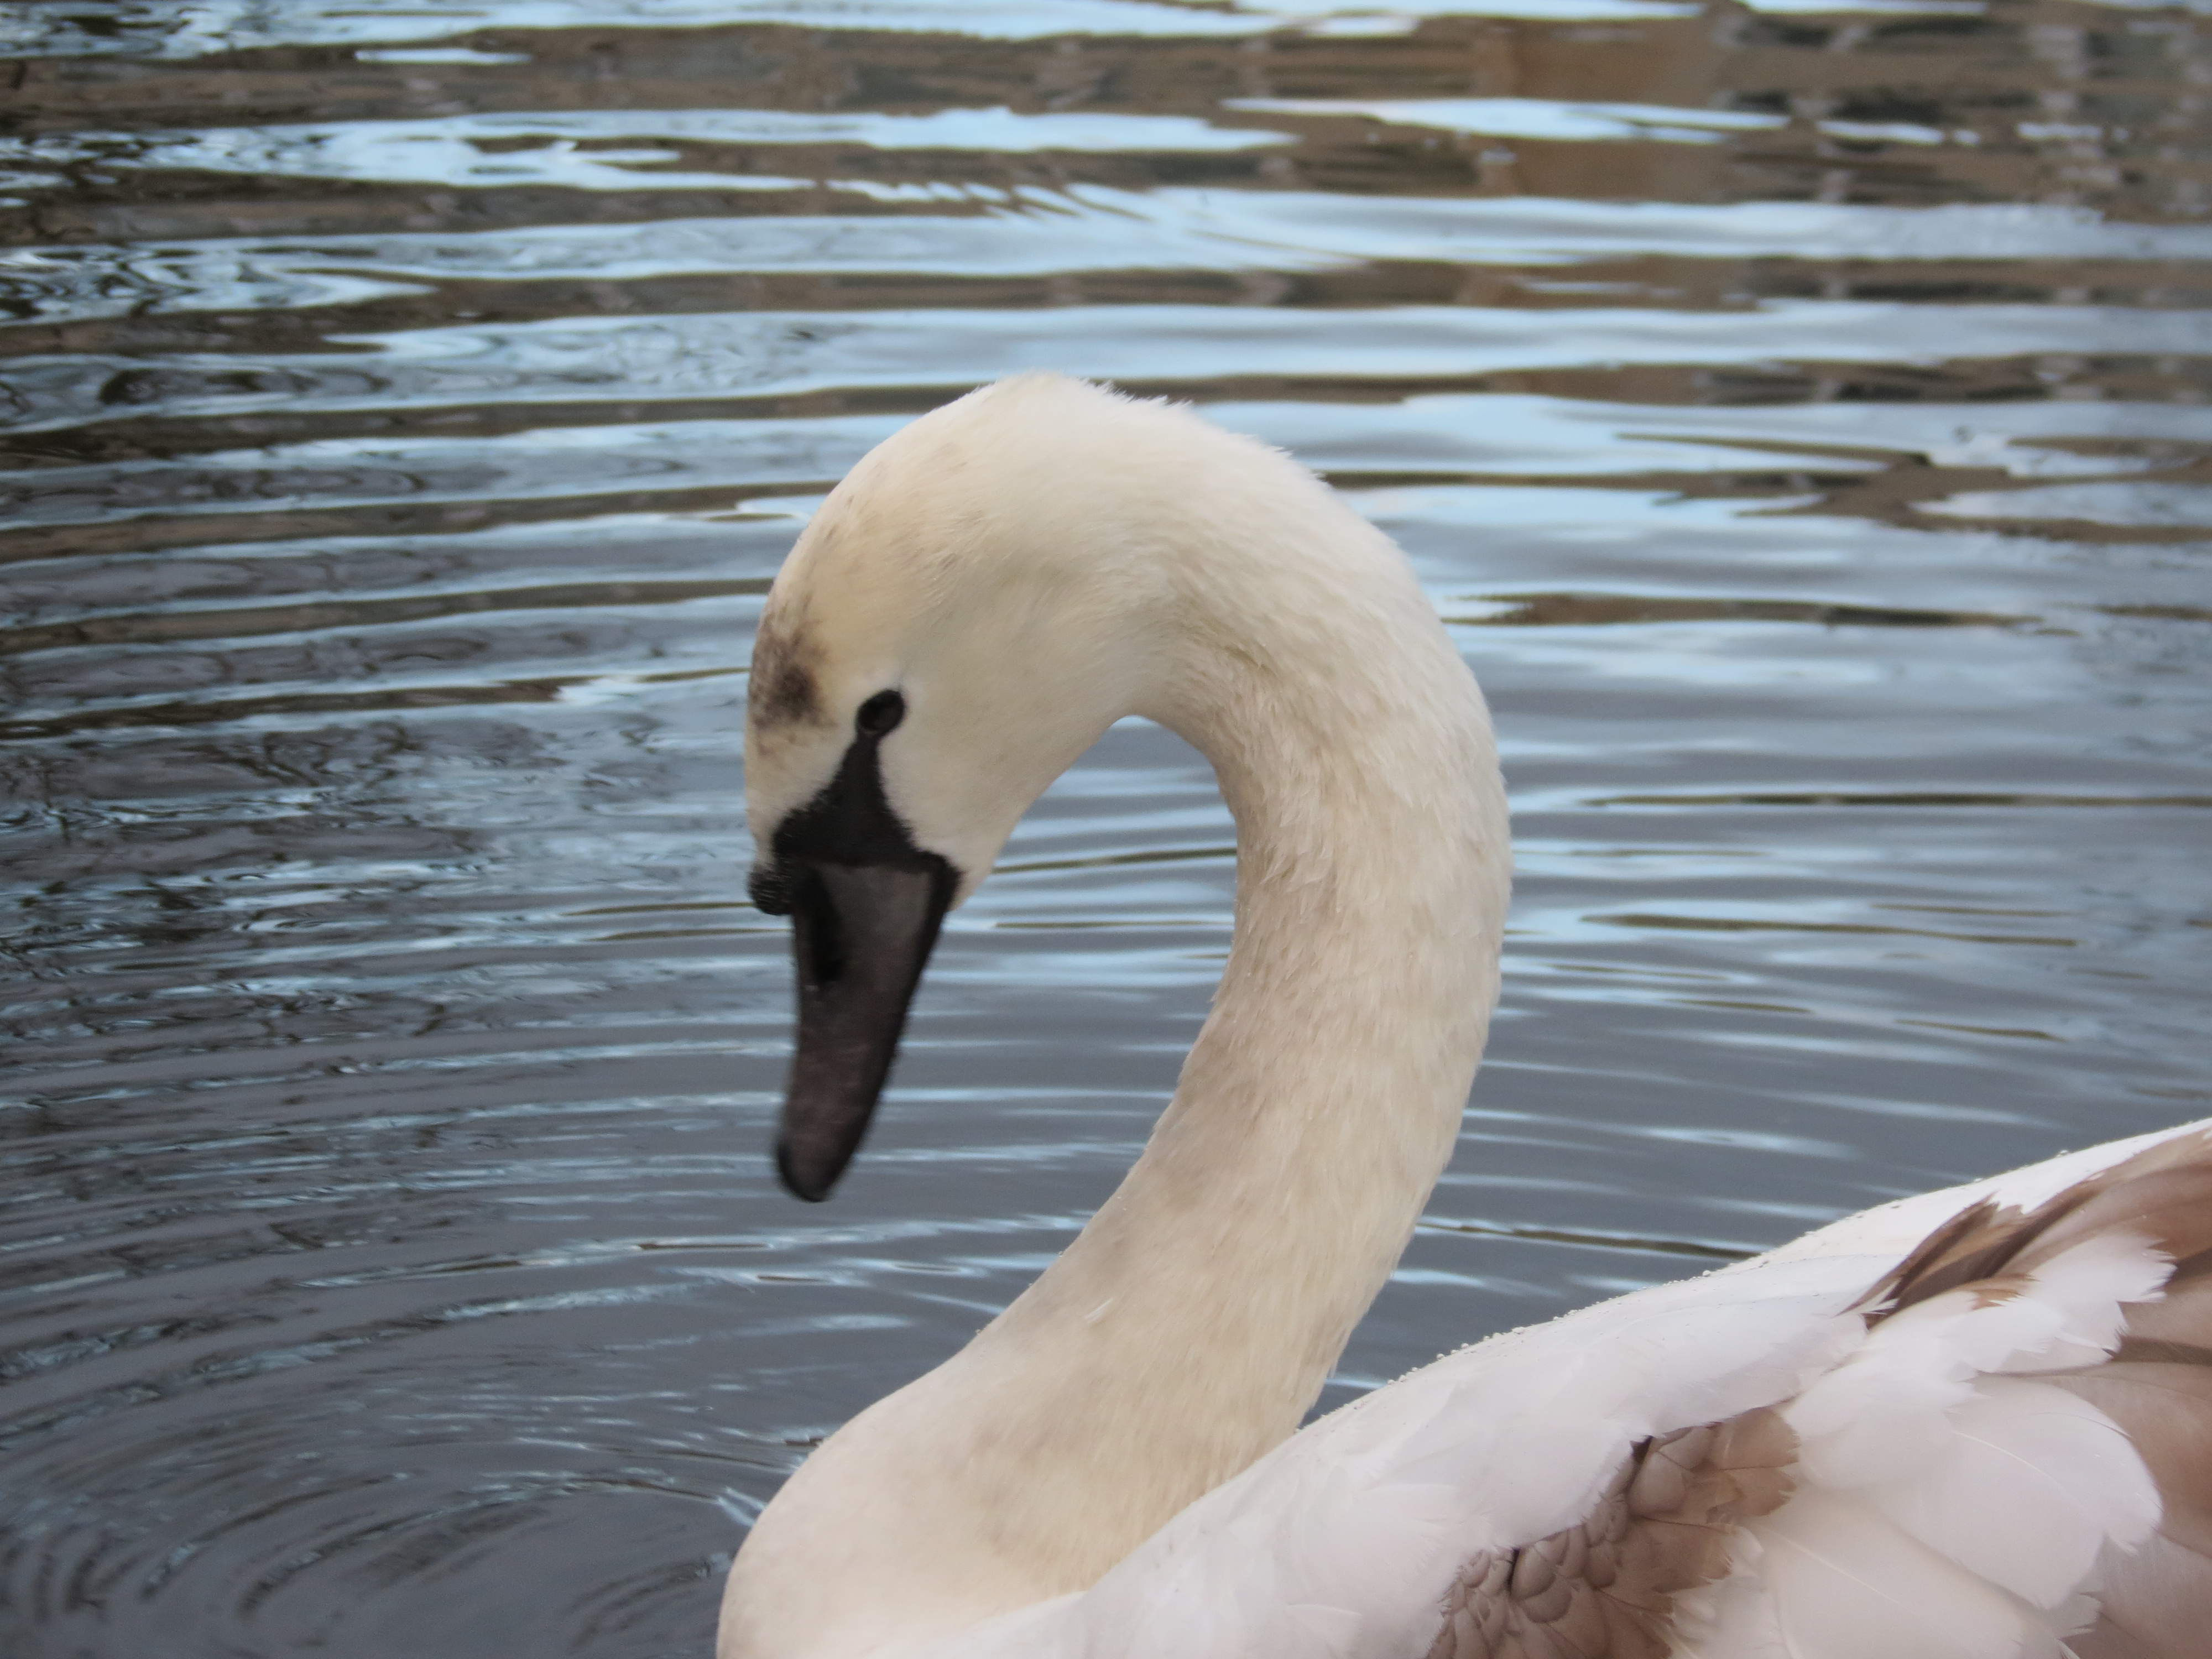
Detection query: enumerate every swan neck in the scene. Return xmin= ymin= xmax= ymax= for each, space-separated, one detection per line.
xmin=943 ymin=529 xmax=1512 ymax=1588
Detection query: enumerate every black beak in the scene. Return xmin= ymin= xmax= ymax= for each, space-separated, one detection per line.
xmin=773 ymin=859 xmax=954 ymax=1201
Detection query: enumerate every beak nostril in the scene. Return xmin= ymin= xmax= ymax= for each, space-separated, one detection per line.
xmin=749 ymin=865 xmax=792 ymax=916
xmin=794 ymin=867 xmax=847 ymax=989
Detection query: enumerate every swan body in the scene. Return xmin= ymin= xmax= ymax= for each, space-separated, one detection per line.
xmin=721 ymin=373 xmax=2212 ymax=1659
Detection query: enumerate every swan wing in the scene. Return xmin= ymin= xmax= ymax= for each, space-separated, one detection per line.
xmin=1417 ymin=1120 xmax=2212 ymax=1659
xmin=923 ymin=1119 xmax=2212 ymax=1659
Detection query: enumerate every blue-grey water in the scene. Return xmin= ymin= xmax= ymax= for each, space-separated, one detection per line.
xmin=2 ymin=1 xmax=2209 ymax=1653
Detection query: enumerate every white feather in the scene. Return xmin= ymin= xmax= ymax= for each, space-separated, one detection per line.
xmin=1751 ymin=1489 xmax=2054 ymax=1659
xmin=1683 ymin=1234 xmax=2173 ymax=1656
xmin=1866 ymin=1378 xmax=2157 ymax=1608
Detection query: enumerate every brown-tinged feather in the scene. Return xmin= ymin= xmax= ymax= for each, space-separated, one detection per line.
xmin=1426 ymin=1131 xmax=2212 ymax=1658
xmin=1860 ymin=1130 xmax=2212 ymax=1326
xmin=2110 ymin=1337 xmax=2212 ymax=1368
xmin=1423 ymin=1410 xmax=1796 ymax=1659
xmin=1854 ymin=1129 xmax=2212 ymax=1658
xmin=2057 ymin=1359 xmax=2212 ymax=1657
xmin=1855 ymin=1197 xmax=2059 ymax=1322
xmin=2070 ymin=1533 xmax=2212 ymax=1659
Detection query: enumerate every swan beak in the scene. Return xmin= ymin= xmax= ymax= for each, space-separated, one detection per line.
xmin=775 ymin=860 xmax=954 ymax=1201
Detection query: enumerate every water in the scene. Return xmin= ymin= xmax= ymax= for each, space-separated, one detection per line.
xmin=2 ymin=0 xmax=2208 ymax=1652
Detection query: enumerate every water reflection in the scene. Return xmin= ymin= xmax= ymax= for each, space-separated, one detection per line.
xmin=3 ymin=0 xmax=2209 ymax=1653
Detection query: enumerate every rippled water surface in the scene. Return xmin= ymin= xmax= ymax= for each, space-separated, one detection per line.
xmin=4 ymin=0 xmax=2211 ymax=1651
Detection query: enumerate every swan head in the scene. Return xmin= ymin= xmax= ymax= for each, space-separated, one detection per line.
xmin=744 ymin=375 xmax=1176 ymax=1199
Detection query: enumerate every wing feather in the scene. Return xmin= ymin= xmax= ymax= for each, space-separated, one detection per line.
xmin=1449 ymin=1125 xmax=2212 ymax=1659
xmin=912 ymin=1120 xmax=2212 ymax=1659
xmin=1688 ymin=1126 xmax=2212 ymax=1659
xmin=1425 ymin=1411 xmax=1797 ymax=1659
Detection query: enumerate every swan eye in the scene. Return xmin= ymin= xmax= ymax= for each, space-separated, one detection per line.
xmin=855 ymin=690 xmax=905 ymax=737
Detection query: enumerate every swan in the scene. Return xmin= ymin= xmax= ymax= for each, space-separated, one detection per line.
xmin=719 ymin=372 xmax=2212 ymax=1659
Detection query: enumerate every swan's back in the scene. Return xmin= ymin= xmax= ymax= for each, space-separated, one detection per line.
xmin=925 ymin=1119 xmax=2212 ymax=1659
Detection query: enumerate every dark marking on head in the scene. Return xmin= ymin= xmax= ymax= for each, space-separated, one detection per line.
xmin=749 ymin=608 xmax=823 ymax=728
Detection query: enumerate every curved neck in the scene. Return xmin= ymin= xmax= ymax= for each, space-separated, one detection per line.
xmin=723 ymin=502 xmax=1510 ymax=1659
xmin=964 ymin=542 xmax=1510 ymax=1559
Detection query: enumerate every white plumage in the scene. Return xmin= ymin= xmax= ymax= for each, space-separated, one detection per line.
xmin=722 ymin=373 xmax=2212 ymax=1659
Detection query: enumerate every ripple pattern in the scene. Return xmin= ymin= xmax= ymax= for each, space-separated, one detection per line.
xmin=3 ymin=0 xmax=2210 ymax=1653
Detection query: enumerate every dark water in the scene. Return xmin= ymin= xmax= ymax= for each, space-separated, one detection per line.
xmin=2 ymin=0 xmax=2209 ymax=1652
